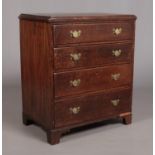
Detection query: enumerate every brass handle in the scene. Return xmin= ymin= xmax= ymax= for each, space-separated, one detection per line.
xmin=113 ymin=28 xmax=122 ymax=35
xmin=112 ymin=49 xmax=122 ymax=57
xmin=70 ymin=30 xmax=81 ymax=38
xmin=70 ymin=79 xmax=81 ymax=87
xmin=70 ymin=53 xmax=81 ymax=61
xmin=111 ymin=99 xmax=120 ymax=106
xmin=70 ymin=106 xmax=80 ymax=114
xmin=111 ymin=73 xmax=120 ymax=81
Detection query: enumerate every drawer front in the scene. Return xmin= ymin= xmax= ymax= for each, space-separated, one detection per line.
xmin=54 ymin=22 xmax=134 ymax=45
xmin=54 ymin=64 xmax=132 ymax=98
xmin=55 ymin=88 xmax=131 ymax=128
xmin=54 ymin=43 xmax=133 ymax=71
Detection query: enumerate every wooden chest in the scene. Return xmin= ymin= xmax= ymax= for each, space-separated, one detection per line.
xmin=19 ymin=13 xmax=136 ymax=145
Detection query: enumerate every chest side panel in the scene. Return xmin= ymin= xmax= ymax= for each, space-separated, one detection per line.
xmin=20 ymin=20 xmax=54 ymax=129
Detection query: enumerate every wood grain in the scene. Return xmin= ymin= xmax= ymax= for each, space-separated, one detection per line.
xmin=54 ymin=22 xmax=134 ymax=45
xmin=54 ymin=64 xmax=132 ymax=98
xmin=19 ymin=14 xmax=136 ymax=144
xmin=19 ymin=13 xmax=136 ymax=23
xmin=20 ymin=20 xmax=54 ymax=129
xmin=54 ymin=42 xmax=133 ymax=71
xmin=55 ymin=88 xmax=131 ymax=128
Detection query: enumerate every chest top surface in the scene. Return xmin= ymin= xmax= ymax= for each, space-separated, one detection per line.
xmin=19 ymin=13 xmax=136 ymax=23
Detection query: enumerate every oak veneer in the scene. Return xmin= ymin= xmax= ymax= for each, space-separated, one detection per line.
xmin=19 ymin=13 xmax=136 ymax=145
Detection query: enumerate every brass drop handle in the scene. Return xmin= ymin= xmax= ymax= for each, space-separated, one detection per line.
xmin=113 ymin=28 xmax=122 ymax=35
xmin=111 ymin=99 xmax=120 ymax=106
xmin=70 ymin=30 xmax=82 ymax=38
xmin=112 ymin=49 xmax=122 ymax=57
xmin=111 ymin=73 xmax=120 ymax=81
xmin=70 ymin=53 xmax=81 ymax=61
xmin=70 ymin=79 xmax=81 ymax=87
xmin=70 ymin=106 xmax=80 ymax=114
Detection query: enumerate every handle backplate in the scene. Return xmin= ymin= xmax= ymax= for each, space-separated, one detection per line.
xmin=113 ymin=28 xmax=122 ymax=35
xmin=112 ymin=49 xmax=122 ymax=57
xmin=70 ymin=53 xmax=81 ymax=61
xmin=70 ymin=107 xmax=80 ymax=114
xmin=111 ymin=99 xmax=120 ymax=106
xmin=70 ymin=30 xmax=81 ymax=38
xmin=111 ymin=73 xmax=120 ymax=81
xmin=70 ymin=79 xmax=81 ymax=87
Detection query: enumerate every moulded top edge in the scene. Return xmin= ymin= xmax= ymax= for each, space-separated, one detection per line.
xmin=19 ymin=13 xmax=137 ymax=23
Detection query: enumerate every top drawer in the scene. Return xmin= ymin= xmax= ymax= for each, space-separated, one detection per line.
xmin=53 ymin=22 xmax=134 ymax=46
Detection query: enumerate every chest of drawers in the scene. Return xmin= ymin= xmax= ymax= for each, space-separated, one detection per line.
xmin=19 ymin=13 xmax=136 ymax=145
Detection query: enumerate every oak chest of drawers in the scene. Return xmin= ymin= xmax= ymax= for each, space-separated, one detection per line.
xmin=19 ymin=13 xmax=136 ymax=145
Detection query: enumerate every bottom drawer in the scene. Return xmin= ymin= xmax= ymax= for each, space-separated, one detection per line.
xmin=55 ymin=88 xmax=132 ymax=128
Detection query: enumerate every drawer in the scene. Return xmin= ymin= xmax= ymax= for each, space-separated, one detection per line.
xmin=55 ymin=88 xmax=131 ymax=128
xmin=54 ymin=43 xmax=133 ymax=71
xmin=54 ymin=22 xmax=134 ymax=45
xmin=54 ymin=64 xmax=132 ymax=98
